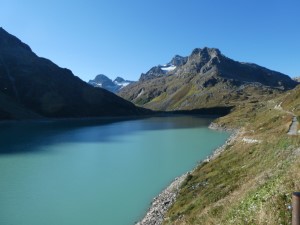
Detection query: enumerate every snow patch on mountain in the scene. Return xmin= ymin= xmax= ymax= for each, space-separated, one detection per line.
xmin=161 ymin=65 xmax=176 ymax=71
xmin=114 ymin=81 xmax=131 ymax=87
xmin=139 ymin=55 xmax=187 ymax=81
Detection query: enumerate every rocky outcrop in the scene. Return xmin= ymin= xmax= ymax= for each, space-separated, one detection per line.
xmin=170 ymin=55 xmax=188 ymax=67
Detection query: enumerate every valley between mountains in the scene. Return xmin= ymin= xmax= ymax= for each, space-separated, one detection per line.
xmin=0 ymin=27 xmax=300 ymax=224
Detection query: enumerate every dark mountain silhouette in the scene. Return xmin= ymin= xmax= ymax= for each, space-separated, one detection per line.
xmin=0 ymin=27 xmax=149 ymax=119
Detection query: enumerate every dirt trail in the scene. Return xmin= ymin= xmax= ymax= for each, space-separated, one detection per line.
xmin=288 ymin=116 xmax=299 ymax=135
xmin=273 ymin=102 xmax=298 ymax=135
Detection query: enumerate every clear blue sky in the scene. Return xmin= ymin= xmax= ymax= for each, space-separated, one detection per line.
xmin=1 ymin=0 xmax=300 ymax=81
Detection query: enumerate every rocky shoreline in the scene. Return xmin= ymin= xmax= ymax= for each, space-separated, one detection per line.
xmin=135 ymin=174 xmax=188 ymax=225
xmin=135 ymin=123 xmax=240 ymax=225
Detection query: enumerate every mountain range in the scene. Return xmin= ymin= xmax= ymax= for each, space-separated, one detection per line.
xmin=119 ymin=47 xmax=297 ymax=111
xmin=0 ymin=28 xmax=298 ymax=121
xmin=1 ymin=27 xmax=300 ymax=224
xmin=88 ymin=74 xmax=134 ymax=93
xmin=0 ymin=27 xmax=148 ymax=120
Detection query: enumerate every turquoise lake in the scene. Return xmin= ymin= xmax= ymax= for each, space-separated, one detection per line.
xmin=0 ymin=116 xmax=229 ymax=225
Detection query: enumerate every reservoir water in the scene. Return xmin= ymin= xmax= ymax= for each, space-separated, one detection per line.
xmin=0 ymin=116 xmax=229 ymax=225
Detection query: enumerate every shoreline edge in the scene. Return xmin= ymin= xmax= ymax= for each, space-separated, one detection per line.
xmin=136 ymin=123 xmax=239 ymax=225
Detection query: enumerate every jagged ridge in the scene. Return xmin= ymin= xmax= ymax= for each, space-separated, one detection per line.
xmin=119 ymin=47 xmax=297 ymax=111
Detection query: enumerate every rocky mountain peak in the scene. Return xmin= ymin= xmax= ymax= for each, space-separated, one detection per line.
xmin=170 ymin=55 xmax=188 ymax=66
xmin=189 ymin=47 xmax=221 ymax=62
xmin=192 ymin=47 xmax=220 ymax=54
xmin=139 ymin=48 xmax=223 ymax=81
xmin=177 ymin=47 xmax=223 ymax=74
xmin=139 ymin=66 xmax=165 ymax=81
xmin=114 ymin=77 xmax=125 ymax=83
xmin=93 ymin=74 xmax=112 ymax=83
xmin=89 ymin=74 xmax=115 ymax=88
xmin=88 ymin=74 xmax=134 ymax=93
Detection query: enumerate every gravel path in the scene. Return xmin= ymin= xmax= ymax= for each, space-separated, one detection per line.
xmin=288 ymin=116 xmax=299 ymax=135
xmin=274 ymin=103 xmax=298 ymax=135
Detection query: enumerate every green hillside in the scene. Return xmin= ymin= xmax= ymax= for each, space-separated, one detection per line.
xmin=164 ymin=85 xmax=300 ymax=225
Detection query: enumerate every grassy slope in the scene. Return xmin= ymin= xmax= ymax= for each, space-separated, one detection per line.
xmin=164 ymin=85 xmax=300 ymax=225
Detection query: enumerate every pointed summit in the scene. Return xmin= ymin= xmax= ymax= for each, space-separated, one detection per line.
xmin=0 ymin=27 xmax=32 ymax=53
xmin=190 ymin=47 xmax=221 ymax=61
xmin=191 ymin=47 xmax=221 ymax=55
xmin=0 ymin=27 xmax=7 ymax=34
xmin=114 ymin=77 xmax=125 ymax=83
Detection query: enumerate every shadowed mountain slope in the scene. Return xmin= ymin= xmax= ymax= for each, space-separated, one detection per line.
xmin=0 ymin=28 xmax=149 ymax=119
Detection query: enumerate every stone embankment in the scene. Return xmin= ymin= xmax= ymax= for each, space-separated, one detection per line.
xmin=135 ymin=174 xmax=187 ymax=225
xmin=136 ymin=123 xmax=239 ymax=225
